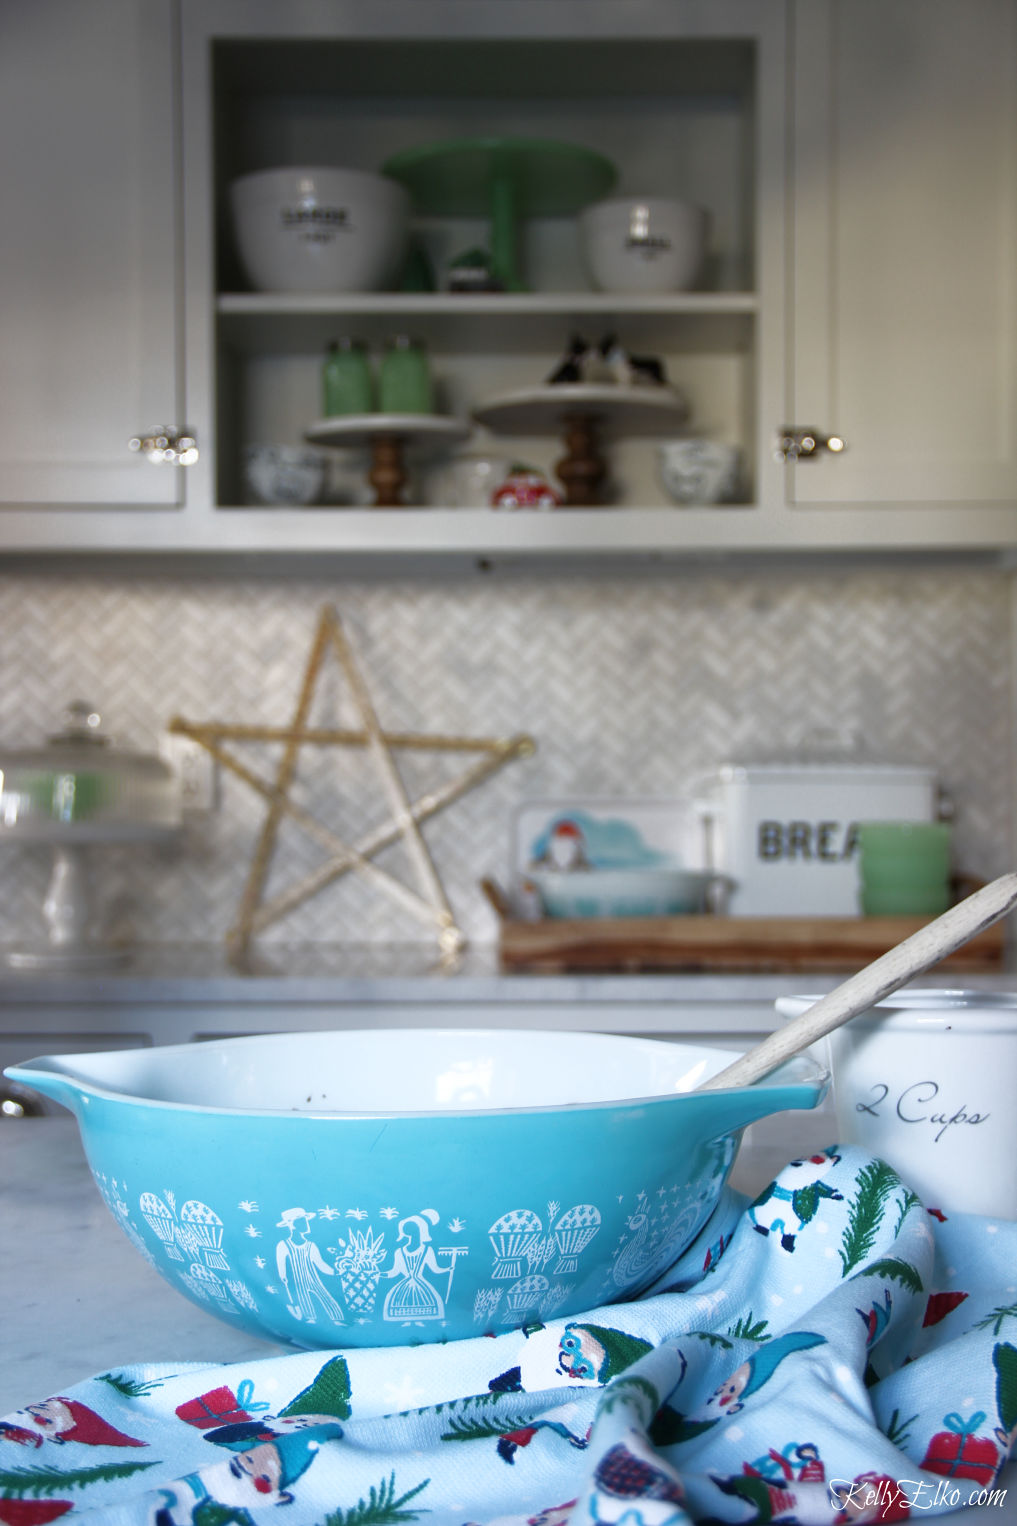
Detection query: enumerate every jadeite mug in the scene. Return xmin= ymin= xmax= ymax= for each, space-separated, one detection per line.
xmin=856 ymin=820 xmax=952 ymax=916
xmin=776 ymin=990 xmax=1017 ymax=1218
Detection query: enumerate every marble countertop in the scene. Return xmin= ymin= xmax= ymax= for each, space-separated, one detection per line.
xmin=1 ymin=940 xmax=1013 ymax=1006
xmin=2 ymin=1118 xmax=1014 ymax=1524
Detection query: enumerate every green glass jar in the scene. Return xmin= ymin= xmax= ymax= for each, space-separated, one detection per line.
xmin=378 ymin=334 xmax=434 ymax=414
xmin=322 ymin=338 xmax=372 ymax=417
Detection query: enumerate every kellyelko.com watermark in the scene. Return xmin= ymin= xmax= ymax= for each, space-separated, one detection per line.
xmin=829 ymin=1476 xmax=1009 ymax=1514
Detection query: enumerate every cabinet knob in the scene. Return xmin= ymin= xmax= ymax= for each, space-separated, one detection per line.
xmin=775 ymin=427 xmax=845 ymax=462
xmin=128 ymin=428 xmax=199 ymax=465
xmin=1 ymin=1085 xmax=45 ymax=1119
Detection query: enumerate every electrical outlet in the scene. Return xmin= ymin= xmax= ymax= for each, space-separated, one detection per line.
xmin=160 ymin=733 xmax=218 ymax=813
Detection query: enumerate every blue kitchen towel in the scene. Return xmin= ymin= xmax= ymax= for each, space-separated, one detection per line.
xmin=1 ymin=1145 xmax=1015 ymax=1525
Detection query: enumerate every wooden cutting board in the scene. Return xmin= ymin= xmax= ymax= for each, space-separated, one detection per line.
xmin=493 ymin=909 xmax=1007 ymax=975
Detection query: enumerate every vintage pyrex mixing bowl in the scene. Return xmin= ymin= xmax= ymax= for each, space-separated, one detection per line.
xmin=4 ymin=1028 xmax=827 ymax=1351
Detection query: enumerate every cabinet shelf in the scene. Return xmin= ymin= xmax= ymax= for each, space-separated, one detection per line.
xmin=217 ymin=292 xmax=758 ymax=357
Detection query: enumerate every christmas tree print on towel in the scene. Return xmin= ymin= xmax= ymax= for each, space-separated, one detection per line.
xmin=0 ymin=1458 xmax=157 ymax=1524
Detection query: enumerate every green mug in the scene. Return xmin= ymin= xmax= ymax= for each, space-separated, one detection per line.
xmin=378 ymin=335 xmax=434 ymax=414
xmin=856 ymin=820 xmax=952 ymax=916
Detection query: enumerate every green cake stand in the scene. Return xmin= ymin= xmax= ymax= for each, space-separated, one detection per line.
xmin=383 ymin=135 xmax=617 ymax=292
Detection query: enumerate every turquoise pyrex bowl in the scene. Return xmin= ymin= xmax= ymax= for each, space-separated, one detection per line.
xmin=5 ymin=1029 xmax=828 ymax=1350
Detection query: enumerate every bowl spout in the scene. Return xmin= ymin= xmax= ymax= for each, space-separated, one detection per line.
xmin=3 ymin=1059 xmax=93 ymax=1117
xmin=692 ymin=1054 xmax=830 ymax=1137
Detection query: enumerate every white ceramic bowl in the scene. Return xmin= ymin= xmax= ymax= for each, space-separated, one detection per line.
xmin=580 ymin=197 xmax=708 ymax=293
xmin=230 ymin=166 xmax=410 ymax=293
xmin=241 ymin=445 xmax=327 ymax=506
xmin=776 ymin=989 xmax=1017 ymax=1218
xmin=658 ymin=439 xmax=742 ymax=505
xmin=429 ymin=453 xmax=514 ymax=508
xmin=5 ymin=1029 xmax=828 ymax=1349
xmin=529 ymin=866 xmax=717 ymax=919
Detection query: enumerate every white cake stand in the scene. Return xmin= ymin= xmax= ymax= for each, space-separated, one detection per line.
xmin=4 ymin=822 xmax=181 ymax=972
xmin=305 ymin=414 xmax=471 ymax=506
xmin=472 ymin=384 xmax=690 ymax=505
xmin=0 ymin=704 xmax=182 ymax=972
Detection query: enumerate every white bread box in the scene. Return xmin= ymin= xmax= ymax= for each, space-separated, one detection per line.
xmin=697 ymin=762 xmax=940 ymax=916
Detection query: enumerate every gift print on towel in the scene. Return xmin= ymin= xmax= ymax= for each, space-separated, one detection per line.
xmin=705 ymin=1440 xmax=832 ymax=1526
xmin=175 ymin=1358 xmax=352 ymax=1446
xmin=916 ymin=1341 xmax=1017 ymax=1487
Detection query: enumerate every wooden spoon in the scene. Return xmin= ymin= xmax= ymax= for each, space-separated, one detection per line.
xmin=698 ymin=871 xmax=1017 ymax=1092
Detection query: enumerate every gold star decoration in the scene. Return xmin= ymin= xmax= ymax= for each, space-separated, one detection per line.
xmin=169 ymin=604 xmax=535 ymax=967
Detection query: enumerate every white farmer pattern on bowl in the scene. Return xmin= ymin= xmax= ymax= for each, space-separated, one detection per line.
xmin=91 ymin=1160 xmax=731 ymax=1337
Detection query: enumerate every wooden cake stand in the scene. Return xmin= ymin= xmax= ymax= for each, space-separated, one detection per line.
xmin=472 ymin=384 xmax=690 ymax=506
xmin=305 ymin=414 xmax=471 ymax=507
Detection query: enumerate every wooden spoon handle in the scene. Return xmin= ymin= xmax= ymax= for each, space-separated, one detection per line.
xmin=698 ymin=871 xmax=1017 ymax=1092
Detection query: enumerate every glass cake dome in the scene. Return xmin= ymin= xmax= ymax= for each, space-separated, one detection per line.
xmin=0 ymin=702 xmax=181 ymax=841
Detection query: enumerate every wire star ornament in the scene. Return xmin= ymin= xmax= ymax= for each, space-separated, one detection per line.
xmin=169 ymin=604 xmax=535 ymax=967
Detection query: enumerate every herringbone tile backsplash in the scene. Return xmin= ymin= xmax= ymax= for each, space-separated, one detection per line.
xmin=0 ymin=564 xmax=1012 ymax=948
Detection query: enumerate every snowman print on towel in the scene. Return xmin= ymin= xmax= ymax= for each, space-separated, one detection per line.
xmin=748 ymin=1152 xmax=844 ymax=1252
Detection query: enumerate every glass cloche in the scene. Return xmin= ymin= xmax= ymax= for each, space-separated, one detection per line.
xmin=0 ymin=702 xmax=181 ymax=841
xmin=0 ymin=704 xmax=182 ymax=970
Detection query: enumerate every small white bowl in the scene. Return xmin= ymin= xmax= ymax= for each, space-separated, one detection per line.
xmin=659 ymin=439 xmax=742 ymax=505
xmin=429 ymin=453 xmax=514 ymax=508
xmin=580 ymin=196 xmax=708 ymax=293
xmin=230 ymin=166 xmax=410 ymax=293
xmin=241 ymin=445 xmax=327 ymax=506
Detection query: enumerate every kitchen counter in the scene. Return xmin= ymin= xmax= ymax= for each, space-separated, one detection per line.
xmin=0 ymin=940 xmax=1013 ymax=1021
xmin=2 ymin=1118 xmax=1014 ymax=1522
xmin=3 ymin=947 xmax=1014 ymax=1117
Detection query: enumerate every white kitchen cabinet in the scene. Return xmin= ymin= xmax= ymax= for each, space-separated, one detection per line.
xmin=2 ymin=0 xmax=1017 ymax=556
xmin=788 ymin=0 xmax=1017 ymax=524
xmin=0 ymin=0 xmax=185 ymax=512
xmin=183 ymin=0 xmax=787 ymax=554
